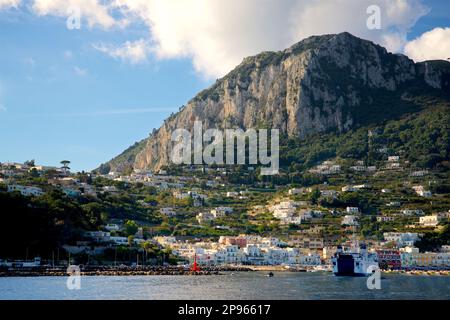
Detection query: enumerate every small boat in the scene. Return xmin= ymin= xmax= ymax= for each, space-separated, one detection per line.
xmin=267 ymin=272 xmax=274 ymax=277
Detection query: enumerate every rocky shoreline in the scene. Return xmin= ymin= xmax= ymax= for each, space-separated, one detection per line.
xmin=1 ymin=266 xmax=448 ymax=277
xmin=0 ymin=265 xmax=254 ymax=277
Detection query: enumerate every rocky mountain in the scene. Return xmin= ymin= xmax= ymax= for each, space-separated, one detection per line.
xmin=99 ymin=32 xmax=450 ymax=174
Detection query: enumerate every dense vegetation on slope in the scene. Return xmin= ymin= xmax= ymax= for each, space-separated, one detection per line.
xmin=0 ymin=178 xmax=163 ymax=259
xmin=415 ymin=225 xmax=450 ymax=252
xmin=280 ymin=102 xmax=450 ymax=172
xmin=97 ymin=138 xmax=147 ymax=174
xmin=0 ymin=190 xmax=102 ymax=258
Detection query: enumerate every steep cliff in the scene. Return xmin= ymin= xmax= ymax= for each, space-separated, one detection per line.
xmin=100 ymin=32 xmax=450 ymax=173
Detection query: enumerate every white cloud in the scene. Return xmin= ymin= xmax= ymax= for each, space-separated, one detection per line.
xmin=92 ymin=39 xmax=150 ymax=64
xmin=288 ymin=0 xmax=429 ymax=53
xmin=0 ymin=0 xmax=21 ymax=10
xmin=0 ymin=104 xmax=6 ymax=112
xmin=109 ymin=0 xmax=430 ymax=78
xmin=73 ymin=66 xmax=88 ymax=76
xmin=32 ymin=0 xmax=118 ymax=29
xmin=404 ymin=27 xmax=450 ymax=62
xmin=16 ymin=1 xmax=434 ymax=77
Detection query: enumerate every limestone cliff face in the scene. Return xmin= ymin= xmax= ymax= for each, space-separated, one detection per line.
xmin=104 ymin=32 xmax=450 ymax=173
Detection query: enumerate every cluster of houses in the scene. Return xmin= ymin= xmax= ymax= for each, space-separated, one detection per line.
xmin=306 ymin=156 xmax=407 ymax=176
xmin=152 ymin=233 xmax=450 ymax=269
xmin=6 ymin=184 xmax=45 ymax=197
xmin=377 ymin=232 xmax=450 ymax=269
xmin=0 ymin=162 xmax=61 ymax=197
xmin=103 ymin=169 xmax=222 ymax=191
xmin=349 ymin=161 xmax=377 ymax=173
xmin=154 ymin=235 xmax=322 ymax=266
xmin=173 ymin=190 xmax=208 ymax=207
xmin=267 ymin=200 xmax=325 ymax=225
xmin=412 ymin=185 xmax=432 ymax=197
xmin=2 ymin=160 xmax=449 ymax=270
xmin=196 ymin=207 xmax=234 ymax=223
xmin=106 ymin=170 xmax=186 ymax=190
xmin=0 ymin=162 xmax=62 ymax=176
xmin=308 ymin=161 xmax=341 ymax=175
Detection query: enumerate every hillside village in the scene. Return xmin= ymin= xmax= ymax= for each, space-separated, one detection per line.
xmin=1 ymin=151 xmax=449 ymax=271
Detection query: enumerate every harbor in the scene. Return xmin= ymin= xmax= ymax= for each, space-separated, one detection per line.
xmin=1 ymin=272 xmax=449 ymax=300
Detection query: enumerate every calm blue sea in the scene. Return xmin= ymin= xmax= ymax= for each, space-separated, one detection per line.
xmin=0 ymin=272 xmax=449 ymax=300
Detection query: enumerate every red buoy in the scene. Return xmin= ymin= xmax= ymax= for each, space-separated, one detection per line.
xmin=190 ymin=253 xmax=201 ymax=272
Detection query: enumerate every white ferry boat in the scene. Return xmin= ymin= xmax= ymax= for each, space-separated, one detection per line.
xmin=332 ymin=244 xmax=378 ymax=276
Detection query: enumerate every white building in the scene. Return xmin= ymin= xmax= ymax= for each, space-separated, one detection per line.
xmin=109 ymin=236 xmax=128 ymax=246
xmin=105 ymin=224 xmax=120 ymax=231
xmin=102 ymin=186 xmax=118 ymax=193
xmin=296 ymin=252 xmax=321 ymax=266
xmin=342 ymin=185 xmax=356 ymax=192
xmin=279 ymin=216 xmax=303 ymax=225
xmin=160 ymin=207 xmax=177 ymax=217
xmin=387 ymin=201 xmax=401 ymax=207
xmin=288 ymin=188 xmax=303 ymax=195
xmin=388 ymin=156 xmax=400 ymax=162
xmin=226 ymin=191 xmax=239 ymax=197
xmin=383 ymin=232 xmax=420 ymax=247
xmin=321 ymin=190 xmax=339 ymax=198
xmin=84 ymin=231 xmax=111 ymax=242
xmin=342 ymin=215 xmax=359 ymax=226
xmin=242 ymin=245 xmax=265 ymax=265
xmin=419 ymin=215 xmax=441 ymax=227
xmin=353 ymin=184 xmax=371 ymax=190
xmin=410 ymin=170 xmax=428 ymax=177
xmin=197 ymin=212 xmax=215 ymax=224
xmin=412 ymin=186 xmax=432 ymax=197
xmin=271 ymin=201 xmax=298 ymax=219
xmin=173 ymin=191 xmax=190 ymax=199
xmin=211 ymin=207 xmax=233 ymax=218
xmin=7 ymin=184 xmax=44 ymax=197
xmin=350 ymin=165 xmax=366 ymax=172
xmin=402 ymin=209 xmax=424 ymax=216
xmin=154 ymin=236 xmax=177 ymax=246
xmin=346 ymin=207 xmax=359 ymax=214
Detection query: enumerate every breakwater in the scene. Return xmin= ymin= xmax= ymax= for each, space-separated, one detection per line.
xmin=0 ymin=265 xmax=253 ymax=277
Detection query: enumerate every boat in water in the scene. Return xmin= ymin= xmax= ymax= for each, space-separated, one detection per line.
xmin=332 ymin=244 xmax=378 ymax=277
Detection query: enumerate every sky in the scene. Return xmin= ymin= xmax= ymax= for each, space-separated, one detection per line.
xmin=0 ymin=0 xmax=449 ymax=172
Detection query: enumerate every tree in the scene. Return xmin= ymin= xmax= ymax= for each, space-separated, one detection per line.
xmin=309 ymin=188 xmax=321 ymax=205
xmin=81 ymin=202 xmax=105 ymax=227
xmin=29 ymin=167 xmax=39 ymax=178
xmin=60 ymin=160 xmax=71 ymax=174
xmin=124 ymin=220 xmax=139 ymax=236
xmin=415 ymin=225 xmax=450 ymax=252
xmin=24 ymin=159 xmax=35 ymax=167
